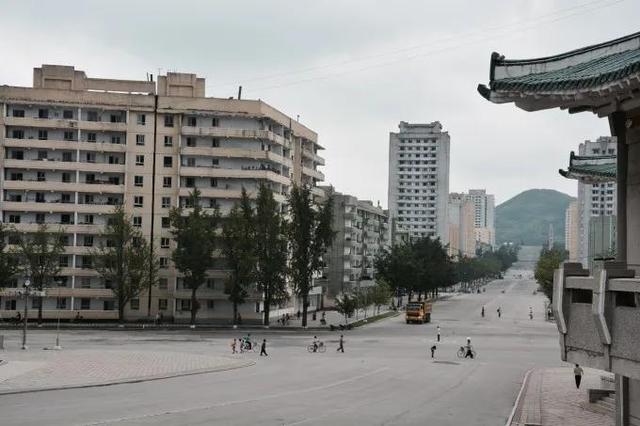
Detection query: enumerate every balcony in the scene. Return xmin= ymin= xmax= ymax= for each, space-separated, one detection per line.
xmin=181 ymin=127 xmax=289 ymax=148
xmin=553 ymin=261 xmax=640 ymax=379
xmin=180 ymin=165 xmax=290 ymax=186
xmin=2 ymin=201 xmax=115 ymax=214
xmin=301 ymin=148 xmax=326 ymax=166
xmin=302 ymin=166 xmax=325 ymax=181
xmin=178 ymin=187 xmax=285 ymax=204
xmin=4 ymin=159 xmax=126 ymax=173
xmin=9 ymin=222 xmax=102 ymax=234
xmin=44 ymin=287 xmax=115 ymax=299
xmin=3 ymin=116 xmax=80 ymax=130
xmin=3 ymin=179 xmax=124 ymax=194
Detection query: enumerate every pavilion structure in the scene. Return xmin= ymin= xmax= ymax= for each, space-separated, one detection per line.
xmin=479 ymin=31 xmax=640 ymax=426
xmin=559 ymin=151 xmax=617 ymax=183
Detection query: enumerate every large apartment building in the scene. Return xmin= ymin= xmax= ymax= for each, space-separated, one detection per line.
xmin=388 ymin=121 xmax=450 ymax=243
xmin=576 ymin=137 xmax=616 ymax=267
xmin=0 ymin=65 xmax=325 ymax=323
xmin=467 ymin=189 xmax=495 ymax=248
xmin=447 ymin=193 xmax=476 ymax=259
xmin=319 ymin=189 xmax=389 ymax=303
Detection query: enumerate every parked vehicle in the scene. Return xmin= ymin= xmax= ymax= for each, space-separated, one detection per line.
xmin=405 ymin=301 xmax=432 ymax=324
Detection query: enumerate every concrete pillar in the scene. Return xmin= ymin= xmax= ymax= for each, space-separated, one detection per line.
xmin=625 ymin=126 xmax=640 ymax=268
xmin=610 ymin=112 xmax=627 ymax=263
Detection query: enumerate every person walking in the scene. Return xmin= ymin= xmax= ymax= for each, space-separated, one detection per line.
xmin=464 ymin=337 xmax=474 ymax=359
xmin=231 ymin=338 xmax=237 ymax=354
xmin=260 ymin=339 xmax=268 ymax=356
xmin=436 ymin=325 xmax=441 ymax=342
xmin=529 ymin=306 xmax=533 ymax=320
xmin=337 ymin=334 xmax=345 ymax=353
xmin=574 ymin=364 xmax=584 ymax=389
xmin=296 ymin=309 xmax=301 ymax=320
xmin=481 ymin=306 xmax=485 ymax=318
xmin=430 ymin=344 xmax=437 ymax=359
xmin=497 ymin=307 xmax=502 ymax=318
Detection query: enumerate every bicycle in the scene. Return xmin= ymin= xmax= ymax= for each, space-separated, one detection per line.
xmin=242 ymin=340 xmax=258 ymax=352
xmin=307 ymin=341 xmax=326 ymax=353
xmin=456 ymin=346 xmax=477 ymax=359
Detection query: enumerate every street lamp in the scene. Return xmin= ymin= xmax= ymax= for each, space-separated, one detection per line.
xmin=53 ymin=279 xmax=63 ymax=350
xmin=21 ymin=279 xmax=31 ymax=350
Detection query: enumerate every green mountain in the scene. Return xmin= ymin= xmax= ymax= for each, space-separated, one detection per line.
xmin=496 ymin=189 xmax=575 ymax=246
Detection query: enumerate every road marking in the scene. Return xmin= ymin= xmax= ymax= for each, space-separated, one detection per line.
xmin=80 ymin=367 xmax=389 ymax=425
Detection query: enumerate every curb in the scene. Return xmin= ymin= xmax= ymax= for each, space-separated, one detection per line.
xmin=0 ymin=358 xmax=255 ymax=396
xmin=505 ymin=368 xmax=534 ymax=426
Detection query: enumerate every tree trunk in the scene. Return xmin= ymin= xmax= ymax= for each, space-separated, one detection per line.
xmin=263 ymin=292 xmax=270 ymax=326
xmin=301 ymin=294 xmax=309 ymax=327
xmin=233 ymin=302 xmax=238 ymax=326
xmin=38 ymin=297 xmax=43 ymax=325
xmin=118 ymin=304 xmax=125 ymax=324
xmin=190 ymin=287 xmax=198 ymax=325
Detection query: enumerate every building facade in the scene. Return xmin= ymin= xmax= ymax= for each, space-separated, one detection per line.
xmin=0 ymin=65 xmax=325 ymax=323
xmin=447 ymin=193 xmax=475 ymax=259
xmin=577 ymin=137 xmax=617 ymax=267
xmin=468 ymin=189 xmax=495 ymax=247
xmin=320 ymin=189 xmax=389 ymax=303
xmin=565 ymin=200 xmax=579 ymax=261
xmin=388 ymin=121 xmax=450 ymax=243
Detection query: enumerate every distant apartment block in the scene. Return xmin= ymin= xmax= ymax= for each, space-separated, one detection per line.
xmin=0 ymin=65 xmax=325 ymax=323
xmin=448 ymin=193 xmax=475 ymax=259
xmin=565 ymin=200 xmax=579 ymax=261
xmin=576 ymin=137 xmax=616 ymax=266
xmin=388 ymin=121 xmax=450 ymax=243
xmin=320 ymin=189 xmax=389 ymax=302
xmin=468 ymin=189 xmax=495 ymax=248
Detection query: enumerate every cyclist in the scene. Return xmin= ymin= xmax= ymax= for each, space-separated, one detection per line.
xmin=464 ymin=337 xmax=474 ymax=359
xmin=243 ymin=333 xmax=252 ymax=351
xmin=312 ymin=336 xmax=319 ymax=353
xmin=529 ymin=306 xmax=533 ymax=320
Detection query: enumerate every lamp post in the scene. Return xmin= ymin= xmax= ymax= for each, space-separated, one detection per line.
xmin=53 ymin=279 xmax=62 ymax=350
xmin=21 ymin=279 xmax=31 ymax=350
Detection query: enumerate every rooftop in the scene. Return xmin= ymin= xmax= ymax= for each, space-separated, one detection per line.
xmin=559 ymin=152 xmax=616 ymax=183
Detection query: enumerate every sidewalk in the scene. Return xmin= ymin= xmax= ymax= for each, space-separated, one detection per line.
xmin=510 ymin=367 xmax=614 ymax=426
xmin=0 ymin=349 xmax=253 ymax=394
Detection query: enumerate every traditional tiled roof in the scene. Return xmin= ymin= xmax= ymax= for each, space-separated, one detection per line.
xmin=559 ymin=152 xmax=616 ymax=183
xmin=478 ymin=31 xmax=640 ymax=115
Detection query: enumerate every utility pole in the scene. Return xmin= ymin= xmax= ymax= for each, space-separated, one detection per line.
xmin=21 ymin=279 xmax=31 ymax=350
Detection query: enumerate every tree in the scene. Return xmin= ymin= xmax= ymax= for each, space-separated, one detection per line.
xmin=0 ymin=223 xmax=18 ymax=289
xmin=222 ymin=188 xmax=256 ymax=325
xmin=374 ymin=243 xmax=419 ymax=301
xmin=535 ymin=246 xmax=567 ymax=302
xmin=334 ymin=292 xmax=357 ymax=324
xmin=92 ymin=205 xmax=156 ymax=323
xmin=370 ymin=280 xmax=392 ymax=314
xmin=287 ymin=185 xmax=334 ymax=327
xmin=15 ymin=224 xmax=65 ymax=324
xmin=170 ymin=190 xmax=218 ymax=325
xmin=254 ymin=184 xmax=288 ymax=326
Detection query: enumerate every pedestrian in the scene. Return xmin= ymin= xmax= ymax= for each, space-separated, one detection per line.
xmin=481 ymin=306 xmax=485 ymax=318
xmin=337 ymin=334 xmax=344 ymax=353
xmin=497 ymin=307 xmax=502 ymax=318
xmin=430 ymin=344 xmax=437 ymax=359
xmin=231 ymin=338 xmax=237 ymax=354
xmin=239 ymin=337 xmax=244 ymax=353
xmin=296 ymin=309 xmax=301 ymax=319
xmin=322 ymin=311 xmax=326 ymax=321
xmin=154 ymin=312 xmax=160 ymax=325
xmin=436 ymin=325 xmax=441 ymax=342
xmin=286 ymin=313 xmax=290 ymax=325
xmin=159 ymin=312 xmax=164 ymax=325
xmin=574 ymin=364 xmax=584 ymax=389
xmin=529 ymin=306 xmax=533 ymax=320
xmin=260 ymin=339 xmax=268 ymax=356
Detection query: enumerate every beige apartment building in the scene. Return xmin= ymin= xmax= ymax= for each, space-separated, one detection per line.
xmin=0 ymin=65 xmax=325 ymax=323
xmin=448 ymin=193 xmax=475 ymax=259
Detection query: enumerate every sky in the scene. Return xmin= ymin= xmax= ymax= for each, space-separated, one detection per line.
xmin=0 ymin=0 xmax=637 ymax=206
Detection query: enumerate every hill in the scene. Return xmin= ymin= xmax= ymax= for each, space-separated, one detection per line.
xmin=496 ymin=189 xmax=575 ymax=246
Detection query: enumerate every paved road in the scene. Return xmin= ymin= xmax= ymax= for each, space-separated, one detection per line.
xmin=0 ymin=247 xmax=564 ymax=425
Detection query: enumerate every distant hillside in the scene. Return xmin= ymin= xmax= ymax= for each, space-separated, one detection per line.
xmin=496 ymin=189 xmax=575 ymax=246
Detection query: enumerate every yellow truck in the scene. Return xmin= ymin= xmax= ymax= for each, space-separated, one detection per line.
xmin=405 ymin=301 xmax=432 ymax=324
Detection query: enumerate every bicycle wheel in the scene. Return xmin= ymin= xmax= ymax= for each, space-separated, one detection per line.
xmin=456 ymin=348 xmax=465 ymax=358
xmin=307 ymin=344 xmax=315 ymax=353
xmin=318 ymin=343 xmax=326 ymax=353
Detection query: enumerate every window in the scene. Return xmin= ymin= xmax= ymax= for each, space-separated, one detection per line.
xmin=32 ymin=298 xmax=41 ymax=309
xmin=84 ymin=236 xmax=94 ymax=247
xmin=187 ymin=116 xmax=197 ymax=127
xmin=161 ymin=237 xmax=170 ymax=248
xmin=158 ymin=299 xmax=168 ymax=311
xmin=185 ymin=177 xmax=195 ymax=188
xmin=111 ymin=135 xmax=121 ymax=144
xmin=164 ymin=136 xmax=173 ymax=147
xmin=571 ymin=289 xmax=593 ymax=304
xmin=161 ymin=217 xmax=170 ymax=228
xmin=211 ymin=158 xmax=219 ymax=166
xmin=130 ymin=299 xmax=140 ymax=310
xmin=134 ymin=176 xmax=144 ymax=187
xmin=210 ymin=178 xmax=218 ymax=187
xmin=4 ymin=300 xmax=17 ymax=310
xmin=207 ymin=300 xmax=215 ymax=310
xmin=87 ymin=132 xmax=97 ymax=142
xmin=36 ymin=192 xmax=45 ymax=203
xmin=164 ymin=115 xmax=174 ymax=127
xmin=83 ymin=215 xmax=94 ymax=225
xmin=60 ymin=214 xmax=72 ymax=224
xmin=38 ymin=150 xmax=48 ymax=160
xmin=80 ymin=298 xmax=91 ymax=310
xmin=12 ymin=109 xmax=25 ymax=117
xmin=104 ymin=300 xmax=115 ymax=311
xmin=136 ymin=135 xmax=145 ymax=146
xmin=164 ymin=156 xmax=173 ymax=168
xmin=38 ymin=130 xmax=48 ymax=140
xmin=158 ymin=278 xmax=168 ymax=290
xmin=84 ymin=193 xmax=95 ymax=205
xmin=159 ymin=257 xmax=168 ymax=269
xmin=12 ymin=130 xmax=25 ymax=139
xmin=180 ymin=299 xmax=191 ymax=311
xmin=186 ymin=158 xmax=195 ymax=167
xmin=110 ymin=114 xmax=122 ymax=123
xmin=212 ymin=138 xmax=220 ymax=148
xmin=36 ymin=213 xmax=45 ymax=224
xmin=38 ymin=108 xmax=49 ymax=119
xmin=134 ymin=196 xmax=144 ymax=207
xmin=8 ymin=215 xmax=21 ymax=224
xmin=137 ymin=114 xmax=146 ymax=125
xmin=163 ymin=177 xmax=172 ymax=188
xmin=62 ymin=152 xmax=73 ymax=162
xmin=616 ymin=292 xmax=637 ymax=307
xmin=63 ymin=131 xmax=75 ymax=141
xmin=87 ymin=111 xmax=99 ymax=122
xmin=108 ymin=155 xmax=120 ymax=164
xmin=161 ymin=197 xmax=171 ymax=208
xmin=212 ymin=117 xmax=219 ymax=127
xmin=133 ymin=216 xmax=142 ymax=227
xmin=186 ymin=137 xmax=196 ymax=147
xmin=56 ymin=298 xmax=67 ymax=309
xmin=63 ymin=110 xmax=74 ymax=119
xmin=37 ymin=172 xmax=46 ymax=182
xmin=135 ymin=155 xmax=144 ymax=166
xmin=59 ymin=235 xmax=70 ymax=246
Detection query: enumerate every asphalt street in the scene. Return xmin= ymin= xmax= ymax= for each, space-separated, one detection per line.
xmin=0 ymin=246 xmax=563 ymax=426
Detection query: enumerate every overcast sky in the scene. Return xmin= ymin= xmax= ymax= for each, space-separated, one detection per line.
xmin=1 ymin=0 xmax=637 ymax=206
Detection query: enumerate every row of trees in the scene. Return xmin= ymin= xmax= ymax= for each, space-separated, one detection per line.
xmin=0 ymin=184 xmax=334 ymax=327
xmin=334 ymin=280 xmax=393 ymax=323
xmin=534 ymin=246 xmax=568 ymax=302
xmin=374 ymin=237 xmax=519 ymax=300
